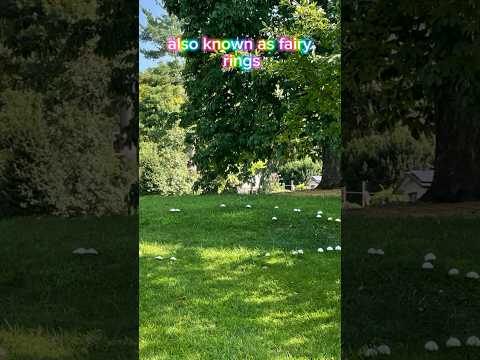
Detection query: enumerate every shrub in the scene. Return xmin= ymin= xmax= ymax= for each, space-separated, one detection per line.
xmin=0 ymin=89 xmax=133 ymax=216
xmin=139 ymin=127 xmax=195 ymax=195
xmin=278 ymin=157 xmax=322 ymax=186
xmin=342 ymin=126 xmax=434 ymax=191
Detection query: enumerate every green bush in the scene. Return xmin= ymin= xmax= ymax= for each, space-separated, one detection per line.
xmin=139 ymin=127 xmax=195 ymax=196
xmin=278 ymin=157 xmax=322 ymax=186
xmin=0 ymin=88 xmax=134 ymax=216
xmin=370 ymin=187 xmax=408 ymax=205
xmin=342 ymin=126 xmax=434 ymax=191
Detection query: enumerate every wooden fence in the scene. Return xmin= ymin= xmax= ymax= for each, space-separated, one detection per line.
xmin=342 ymin=181 xmax=371 ymax=207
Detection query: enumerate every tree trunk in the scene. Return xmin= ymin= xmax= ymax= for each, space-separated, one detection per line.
xmin=319 ymin=144 xmax=341 ymax=189
xmin=422 ymin=90 xmax=480 ymax=202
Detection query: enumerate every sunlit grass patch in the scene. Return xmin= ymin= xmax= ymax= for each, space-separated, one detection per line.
xmin=140 ymin=193 xmax=341 ymax=359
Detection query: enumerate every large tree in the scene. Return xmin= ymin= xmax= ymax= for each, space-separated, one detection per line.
xmin=343 ymin=0 xmax=480 ymax=201
xmin=262 ymin=0 xmax=341 ymax=188
xmin=142 ymin=0 xmax=340 ymax=190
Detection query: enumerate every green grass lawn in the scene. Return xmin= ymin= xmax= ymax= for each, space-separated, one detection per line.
xmin=140 ymin=193 xmax=341 ymax=359
xmin=0 ymin=216 xmax=138 ymax=360
xmin=343 ymin=212 xmax=480 ymax=359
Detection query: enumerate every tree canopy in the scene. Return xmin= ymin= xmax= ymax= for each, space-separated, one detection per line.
xmin=343 ymin=0 xmax=480 ymax=200
xmin=142 ymin=0 xmax=340 ymax=191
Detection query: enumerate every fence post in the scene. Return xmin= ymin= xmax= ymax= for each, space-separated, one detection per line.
xmin=342 ymin=186 xmax=347 ymax=203
xmin=361 ymin=181 xmax=366 ymax=207
xmin=291 ymin=180 xmax=295 ymax=192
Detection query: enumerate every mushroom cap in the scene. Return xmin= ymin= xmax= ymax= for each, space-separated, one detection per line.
xmin=422 ymin=262 xmax=434 ymax=270
xmin=376 ymin=344 xmax=391 ymax=355
xmin=170 ymin=256 xmax=177 ymax=261
xmin=335 ymin=245 xmax=342 ymax=251
xmin=297 ymin=249 xmax=304 ymax=254
xmin=272 ymin=216 xmax=278 ymax=221
xmin=363 ymin=348 xmax=378 ymax=357
xmin=448 ymin=268 xmax=460 ymax=276
xmin=466 ymin=271 xmax=480 ymax=279
xmin=446 ymin=337 xmax=462 ymax=347
xmin=466 ymin=336 xmax=480 ymax=347
xmin=424 ymin=253 xmax=436 ymax=261
xmin=72 ymin=248 xmax=87 ymax=254
xmin=154 ymin=256 xmax=163 ymax=260
xmin=375 ymin=249 xmax=385 ymax=255
xmin=317 ymin=248 xmax=324 ymax=253
xmin=367 ymin=248 xmax=376 ymax=255
xmin=424 ymin=341 xmax=439 ymax=351
xmin=326 ymin=246 xmax=334 ymax=251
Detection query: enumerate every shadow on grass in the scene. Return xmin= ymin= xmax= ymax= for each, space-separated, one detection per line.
xmin=342 ymin=213 xmax=480 ymax=360
xmin=141 ymin=248 xmax=340 ymax=359
xmin=0 ymin=215 xmax=138 ymax=360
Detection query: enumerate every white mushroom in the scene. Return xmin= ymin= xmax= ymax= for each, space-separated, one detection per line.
xmin=317 ymin=248 xmax=324 ymax=253
xmin=335 ymin=218 xmax=341 ymax=222
xmin=376 ymin=344 xmax=391 ymax=355
xmin=297 ymin=249 xmax=304 ymax=255
xmin=154 ymin=256 xmax=164 ymax=260
xmin=335 ymin=245 xmax=342 ymax=251
xmin=466 ymin=336 xmax=480 ymax=347
xmin=466 ymin=271 xmax=479 ymax=279
xmin=245 ymin=204 xmax=252 ymax=208
xmin=363 ymin=348 xmax=378 ymax=357
xmin=72 ymin=248 xmax=98 ymax=255
xmin=367 ymin=248 xmax=377 ymax=255
xmin=424 ymin=253 xmax=436 ymax=261
xmin=327 ymin=217 xmax=333 ymax=221
xmin=272 ymin=216 xmax=278 ymax=221
xmin=291 ymin=250 xmax=299 ymax=255
xmin=170 ymin=256 xmax=177 ymax=261
xmin=375 ymin=249 xmax=385 ymax=256
xmin=424 ymin=341 xmax=439 ymax=352
xmin=72 ymin=248 xmax=87 ymax=255
xmin=265 ymin=252 xmax=271 ymax=257
xmin=317 ymin=210 xmax=323 ymax=214
xmin=169 ymin=208 xmax=181 ymax=212
xmin=448 ymin=268 xmax=460 ymax=276
xmin=326 ymin=246 xmax=334 ymax=251
xmin=220 ymin=204 xmax=226 ymax=207
xmin=446 ymin=337 xmax=461 ymax=348
xmin=422 ymin=262 xmax=434 ymax=270
xmin=316 ymin=214 xmax=322 ymax=218
xmin=274 ymin=206 xmax=279 ymax=209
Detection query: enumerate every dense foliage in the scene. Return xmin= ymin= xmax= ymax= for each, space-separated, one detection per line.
xmin=262 ymin=0 xmax=341 ymax=187
xmin=0 ymin=1 xmax=137 ymax=216
xmin=343 ymin=0 xmax=480 ymax=200
xmin=278 ymin=158 xmax=322 ymax=186
xmin=342 ymin=127 xmax=434 ymax=191
xmin=139 ymin=61 xmax=196 ymax=195
xmin=142 ymin=0 xmax=341 ymax=191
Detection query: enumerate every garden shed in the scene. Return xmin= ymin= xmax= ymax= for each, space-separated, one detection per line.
xmin=395 ymin=170 xmax=434 ymax=201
